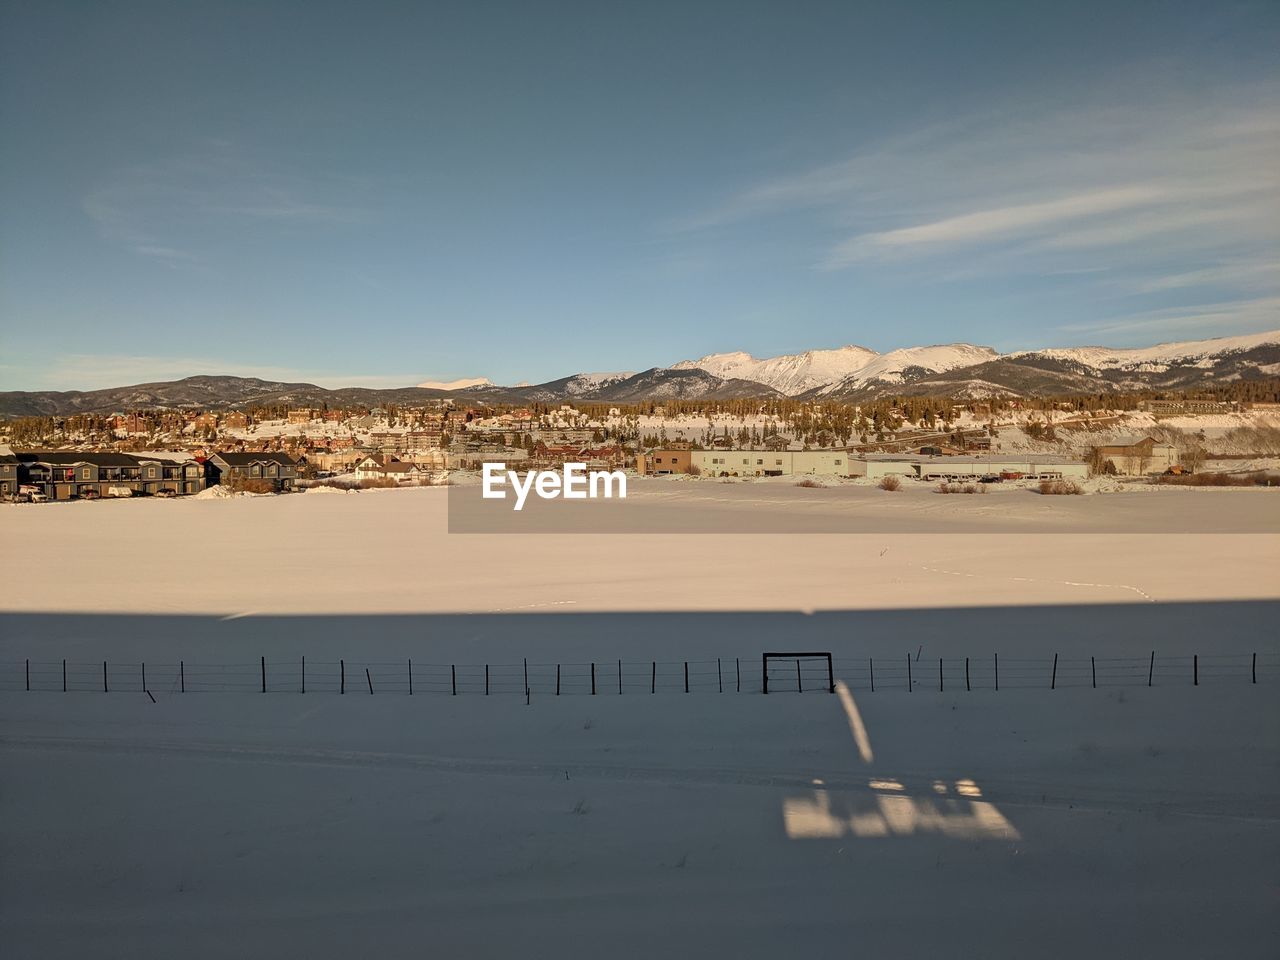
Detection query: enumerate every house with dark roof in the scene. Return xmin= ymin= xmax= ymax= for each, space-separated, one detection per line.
xmin=207 ymin=451 xmax=298 ymax=491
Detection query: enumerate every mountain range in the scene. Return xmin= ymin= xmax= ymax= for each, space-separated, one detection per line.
xmin=2 ymin=330 xmax=1277 ymax=418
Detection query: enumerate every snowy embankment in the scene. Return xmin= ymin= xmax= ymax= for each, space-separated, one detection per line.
xmin=1 ymin=483 xmax=1278 ymax=613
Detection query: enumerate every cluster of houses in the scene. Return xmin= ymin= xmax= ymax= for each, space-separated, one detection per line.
xmin=0 ymin=451 xmax=298 ymax=501
xmin=2 ymin=428 xmax=1186 ymax=502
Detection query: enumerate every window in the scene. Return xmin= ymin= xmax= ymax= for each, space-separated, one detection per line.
xmin=756 ymin=459 xmax=763 ymax=465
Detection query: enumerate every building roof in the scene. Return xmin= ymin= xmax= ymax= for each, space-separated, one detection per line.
xmin=211 ymin=451 xmax=297 ymax=466
xmin=1103 ymin=435 xmax=1158 ymax=447
xmin=16 ymin=451 xmax=142 ymax=467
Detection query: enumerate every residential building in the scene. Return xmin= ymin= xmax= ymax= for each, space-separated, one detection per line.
xmin=0 ymin=452 xmax=19 ymax=497
xmin=206 ymin=451 xmax=298 ymax=490
xmin=13 ymin=452 xmax=207 ymax=500
xmin=355 ymin=455 xmax=427 ymax=484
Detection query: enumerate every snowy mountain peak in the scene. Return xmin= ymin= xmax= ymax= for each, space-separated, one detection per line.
xmin=417 ymin=376 xmax=494 ymax=390
xmin=672 ymin=344 xmax=881 ymax=396
xmin=1011 ymin=329 xmax=1280 ymax=370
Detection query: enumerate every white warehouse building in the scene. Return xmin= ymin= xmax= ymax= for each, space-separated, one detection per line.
xmin=691 ymin=450 xmax=849 ymax=477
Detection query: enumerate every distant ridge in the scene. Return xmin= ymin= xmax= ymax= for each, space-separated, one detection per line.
xmin=2 ymin=330 xmax=1277 ymax=417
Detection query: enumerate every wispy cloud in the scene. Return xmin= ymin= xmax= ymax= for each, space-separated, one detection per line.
xmin=1062 ymin=296 xmax=1280 ymax=338
xmin=1136 ymin=259 xmax=1280 ymax=294
xmin=677 ymin=83 xmax=1280 ymax=289
xmin=83 ymin=140 xmax=372 ymax=265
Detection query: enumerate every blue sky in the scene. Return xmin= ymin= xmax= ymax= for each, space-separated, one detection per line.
xmin=2 ymin=0 xmax=1277 ymax=390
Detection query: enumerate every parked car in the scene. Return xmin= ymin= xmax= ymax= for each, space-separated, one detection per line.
xmin=979 ymin=474 xmax=1002 ymax=483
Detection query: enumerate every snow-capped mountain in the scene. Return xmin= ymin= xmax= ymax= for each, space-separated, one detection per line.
xmin=672 ymin=343 xmax=998 ymax=396
xmin=3 ymin=330 xmax=1277 ymax=417
xmin=671 ymin=345 xmax=879 ymax=396
xmin=417 ymin=376 xmax=493 ymax=390
xmin=814 ymin=344 xmax=1000 ymax=396
xmin=1009 ymin=330 xmax=1280 ymax=372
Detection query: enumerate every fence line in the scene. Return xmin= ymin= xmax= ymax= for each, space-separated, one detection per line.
xmin=1 ymin=651 xmax=1272 ymax=697
xmin=5 ymin=655 xmax=1274 ymax=701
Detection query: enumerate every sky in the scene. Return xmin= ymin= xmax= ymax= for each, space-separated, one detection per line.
xmin=1 ymin=0 xmax=1278 ymax=391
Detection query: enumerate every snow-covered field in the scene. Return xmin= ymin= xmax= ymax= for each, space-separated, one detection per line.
xmin=2 ymin=485 xmax=1277 ymax=958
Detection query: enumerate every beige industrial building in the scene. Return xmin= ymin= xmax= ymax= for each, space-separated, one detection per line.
xmin=1095 ymin=436 xmax=1179 ymax=475
xmin=690 ymin=449 xmax=849 ymax=477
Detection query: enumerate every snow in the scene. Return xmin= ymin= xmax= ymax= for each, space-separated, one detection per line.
xmin=1013 ymin=328 xmax=1280 ymax=369
xmin=672 ymin=343 xmax=998 ymax=396
xmin=2 ymin=486 xmax=1277 ymax=957
xmin=563 ymin=372 xmax=636 ymax=391
xmin=663 ymin=331 xmax=1276 ymax=397
xmin=673 ymin=345 xmax=880 ymax=395
xmin=416 ymin=376 xmax=494 ymax=390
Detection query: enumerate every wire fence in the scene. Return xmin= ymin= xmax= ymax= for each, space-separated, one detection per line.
xmin=0 ymin=651 xmax=1273 ymax=697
